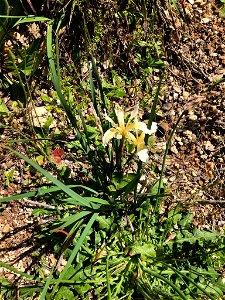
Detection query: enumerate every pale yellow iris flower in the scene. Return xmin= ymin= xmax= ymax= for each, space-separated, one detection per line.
xmin=103 ymin=105 xmax=157 ymax=162
xmin=103 ymin=105 xmax=154 ymax=146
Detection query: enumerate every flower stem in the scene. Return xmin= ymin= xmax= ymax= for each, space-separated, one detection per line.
xmin=116 ymin=137 xmax=124 ymax=171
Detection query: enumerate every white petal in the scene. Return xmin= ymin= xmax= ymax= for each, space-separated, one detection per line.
xmin=102 ymin=128 xmax=118 ymax=146
xmin=115 ymin=106 xmax=125 ymax=129
xmin=104 ymin=110 xmax=115 ymax=125
xmin=137 ymin=148 xmax=149 ymax=162
xmin=135 ymin=121 xmax=157 ymax=135
xmin=129 ymin=121 xmax=152 ymax=134
xmin=150 ymin=122 xmax=157 ymax=134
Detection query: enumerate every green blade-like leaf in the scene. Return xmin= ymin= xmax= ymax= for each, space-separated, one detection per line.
xmin=0 ymin=261 xmax=34 ymax=281
xmin=40 ymin=213 xmax=98 ymax=299
xmin=167 ymin=265 xmax=220 ymax=300
xmin=56 ymin=210 xmax=91 ymax=230
xmin=4 ymin=146 xmax=98 ymax=209
xmin=90 ymin=55 xmax=107 ymax=110
xmin=147 ymin=76 xmax=163 ymax=131
xmin=62 ymin=196 xmax=109 ymax=206
xmin=88 ymin=61 xmax=99 ymax=117
xmin=0 ymin=185 xmax=79 ymax=203
xmin=46 ymin=21 xmax=89 ymax=154
xmin=13 ymin=16 xmax=50 ymax=27
xmin=142 ymin=266 xmax=188 ymax=300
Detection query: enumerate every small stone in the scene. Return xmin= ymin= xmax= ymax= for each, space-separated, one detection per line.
xmin=175 ymin=136 xmax=182 ymax=142
xmin=183 ymin=91 xmax=190 ymax=99
xmin=204 ymin=140 xmax=215 ymax=151
xmin=171 ymin=145 xmax=178 ymax=154
xmin=167 ymin=109 xmax=175 ymax=117
xmin=174 ymin=86 xmax=182 ymax=93
xmin=192 ymin=171 xmax=198 ymax=177
xmin=1 ymin=224 xmax=10 ymax=233
xmin=29 ymin=106 xmax=57 ymax=128
xmin=211 ymin=105 xmax=218 ymax=113
xmin=162 ymin=102 xmax=172 ymax=111
xmin=169 ymin=176 xmax=176 ymax=182
xmin=183 ymin=130 xmax=193 ymax=137
xmin=173 ymin=92 xmax=179 ymax=100
xmin=198 ymin=180 xmax=204 ymax=185
xmin=180 ymin=145 xmax=186 ymax=151
xmin=202 ymin=17 xmax=211 ymax=24
xmin=189 ymin=114 xmax=197 ymax=121
xmin=183 ymin=175 xmax=188 ymax=181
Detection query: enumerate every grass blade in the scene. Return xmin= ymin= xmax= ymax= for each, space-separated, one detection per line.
xmin=147 ymin=75 xmax=163 ymax=131
xmin=106 ymin=254 xmax=112 ymax=300
xmin=50 ymin=212 xmax=99 ymax=296
xmin=90 ymin=54 xmax=108 ymax=110
xmin=0 ymin=185 xmax=80 ymax=202
xmin=88 ymin=61 xmax=99 ymax=117
xmin=56 ymin=210 xmax=91 ymax=230
xmin=0 ymin=261 xmax=34 ymax=281
xmin=158 ymin=110 xmax=187 ymax=195
xmin=13 ymin=16 xmax=50 ymax=27
xmin=4 ymin=146 xmax=98 ymax=208
xmin=142 ymin=266 xmax=188 ymax=300
xmin=167 ymin=264 xmax=220 ymax=300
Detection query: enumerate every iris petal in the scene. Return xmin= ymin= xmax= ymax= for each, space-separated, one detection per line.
xmin=131 ymin=122 xmax=157 ymax=135
xmin=150 ymin=122 xmax=157 ymax=134
xmin=115 ymin=107 xmax=125 ymax=129
xmin=104 ymin=112 xmax=115 ymax=125
xmin=126 ymin=132 xmax=136 ymax=143
xmin=103 ymin=128 xmax=119 ymax=146
xmin=137 ymin=148 xmax=149 ymax=162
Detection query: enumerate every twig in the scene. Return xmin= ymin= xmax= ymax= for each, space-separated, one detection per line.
xmin=196 ymin=200 xmax=225 ymax=204
xmin=19 ymin=199 xmax=56 ymax=210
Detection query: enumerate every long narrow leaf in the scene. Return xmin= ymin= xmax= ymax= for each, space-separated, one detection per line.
xmin=50 ymin=213 xmax=98 ymax=297
xmin=79 ymin=109 xmax=91 ymax=147
xmin=144 ymin=76 xmax=163 ymax=145
xmin=46 ymin=21 xmax=90 ymax=154
xmin=39 ymin=265 xmax=55 ymax=300
xmin=142 ymin=266 xmax=188 ymax=300
xmin=61 ymin=196 xmax=109 ymax=206
xmin=158 ymin=110 xmax=187 ymax=194
xmin=147 ymin=76 xmax=163 ymax=130
xmin=167 ymin=264 xmax=220 ymax=300
xmin=0 ymin=261 xmax=34 ymax=280
xmin=90 ymin=55 xmax=108 ymax=110
xmin=88 ymin=62 xmax=99 ymax=116
xmin=46 ymin=23 xmax=78 ymax=130
xmin=13 ymin=16 xmax=50 ymax=26
xmin=106 ymin=254 xmax=112 ymax=300
xmin=0 ymin=185 xmax=78 ymax=202
xmin=4 ymin=146 xmax=98 ymax=209
xmin=56 ymin=210 xmax=91 ymax=230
